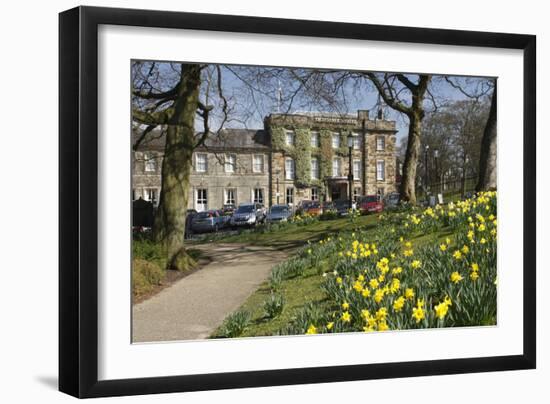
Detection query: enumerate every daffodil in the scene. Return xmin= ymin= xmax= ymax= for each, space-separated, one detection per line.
xmin=326 ymin=322 xmax=334 ymax=330
xmin=440 ymin=244 xmax=447 ymax=252
xmin=341 ymin=311 xmax=351 ymax=322
xmin=450 ymin=271 xmax=463 ymax=283
xmin=411 ymin=260 xmax=421 ymax=269
xmin=393 ymin=296 xmax=405 ymax=312
xmin=342 ymin=302 xmax=349 ymax=310
xmin=306 ymin=324 xmax=317 ymax=334
xmin=405 ymin=288 xmax=415 ymax=300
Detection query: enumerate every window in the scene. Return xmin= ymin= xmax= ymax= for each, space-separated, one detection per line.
xmin=285 ymin=131 xmax=295 ymax=146
xmin=352 ymin=134 xmax=361 ymax=150
xmin=225 ymin=154 xmax=236 ymax=173
xmin=225 ymin=188 xmax=236 ymax=205
xmin=132 ymin=189 xmax=136 ymax=201
xmin=310 ymin=131 xmax=320 ymax=148
xmin=253 ymin=154 xmax=264 ymax=173
xmin=145 ymin=188 xmax=157 ymax=204
xmin=377 ymin=187 xmax=385 ymax=197
xmin=332 ymin=133 xmax=340 ymax=149
xmin=353 ymin=160 xmax=361 ymax=179
xmin=254 ymin=188 xmax=264 ymax=204
xmin=144 ymin=152 xmax=157 ymax=172
xmin=196 ymin=188 xmax=208 ymax=211
xmin=285 ymin=158 xmax=295 ymax=180
xmin=332 ymin=157 xmax=340 ymax=176
xmin=377 ymin=136 xmax=386 ymax=151
xmin=311 ymin=187 xmax=319 ymax=201
xmin=286 ymin=187 xmax=294 ymax=205
xmin=311 ymin=157 xmax=319 ymax=180
xmin=376 ymin=160 xmax=386 ymax=181
xmin=195 ymin=153 xmax=207 ymax=173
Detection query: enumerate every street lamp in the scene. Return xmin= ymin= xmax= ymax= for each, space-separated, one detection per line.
xmin=433 ymin=148 xmax=439 ymax=195
xmin=347 ymin=133 xmax=356 ymax=210
xmin=424 ymin=144 xmax=430 ymax=191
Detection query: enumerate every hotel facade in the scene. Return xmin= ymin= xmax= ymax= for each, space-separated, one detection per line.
xmin=132 ymin=110 xmax=399 ymax=212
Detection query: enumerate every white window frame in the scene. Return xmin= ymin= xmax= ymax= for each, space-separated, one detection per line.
xmin=310 ymin=131 xmax=320 ymax=148
xmin=332 ymin=157 xmax=340 ymax=177
xmin=195 ymin=153 xmax=208 ymax=173
xmin=286 ymin=187 xmax=294 ymax=205
xmin=311 ymin=187 xmax=319 ymax=201
xmin=353 ymin=159 xmax=361 ymax=179
xmin=376 ymin=136 xmax=386 ymax=151
xmin=253 ymin=154 xmax=264 ymax=173
xmin=224 ymin=154 xmax=236 ymax=173
xmin=144 ymin=152 xmax=157 ymax=172
xmin=310 ymin=157 xmax=319 ymax=180
xmin=253 ymin=188 xmax=264 ymax=204
xmin=331 ymin=133 xmax=340 ymax=149
xmin=224 ymin=188 xmax=236 ymax=205
xmin=145 ymin=188 xmax=158 ymax=204
xmin=196 ymin=188 xmax=208 ymax=211
xmin=285 ymin=131 xmax=295 ymax=146
xmin=376 ymin=160 xmax=386 ymax=181
xmin=352 ymin=134 xmax=361 ymax=150
xmin=285 ymin=157 xmax=295 ymax=180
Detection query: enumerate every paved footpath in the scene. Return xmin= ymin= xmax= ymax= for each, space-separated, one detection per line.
xmin=132 ymin=243 xmax=288 ymax=343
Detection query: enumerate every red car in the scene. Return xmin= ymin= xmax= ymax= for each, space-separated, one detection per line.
xmin=358 ymin=195 xmax=384 ymax=214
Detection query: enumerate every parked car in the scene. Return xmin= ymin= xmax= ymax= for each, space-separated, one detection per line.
xmin=266 ymin=204 xmax=292 ymax=223
xmin=190 ymin=210 xmax=226 ymax=233
xmin=296 ymin=200 xmax=313 ymax=215
xmin=334 ymin=199 xmax=354 ymax=216
xmin=303 ymin=201 xmax=323 ymax=216
xmin=184 ymin=209 xmax=198 ymax=238
xmin=358 ymin=195 xmax=384 ymax=214
xmin=230 ymin=203 xmax=266 ymax=227
xmin=383 ymin=193 xmax=400 ymax=209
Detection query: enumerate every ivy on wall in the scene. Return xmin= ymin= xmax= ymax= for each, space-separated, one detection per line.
xmin=294 ymin=128 xmax=312 ymax=187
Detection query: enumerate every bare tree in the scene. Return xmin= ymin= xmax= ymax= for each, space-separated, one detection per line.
xmin=476 ymin=84 xmax=497 ymax=191
xmin=365 ymin=73 xmax=431 ymax=204
xmin=132 ymin=62 xmax=231 ymax=270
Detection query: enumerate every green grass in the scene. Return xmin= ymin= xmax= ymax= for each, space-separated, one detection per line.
xmin=211 ymin=217 xmax=455 ymax=338
xmin=195 ymin=214 xmax=381 ymax=251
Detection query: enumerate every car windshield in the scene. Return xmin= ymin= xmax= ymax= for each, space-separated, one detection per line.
xmin=361 ymin=196 xmax=378 ymax=203
xmin=335 ymin=200 xmax=349 ymax=207
xmin=236 ymin=205 xmax=255 ymax=213
xmin=309 ymin=202 xmax=320 ymax=208
xmin=271 ymin=206 xmax=288 ymax=213
xmin=196 ymin=212 xmax=213 ymax=219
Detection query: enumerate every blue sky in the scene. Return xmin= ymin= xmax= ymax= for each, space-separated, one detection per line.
xmin=135 ymin=61 xmax=493 ymax=143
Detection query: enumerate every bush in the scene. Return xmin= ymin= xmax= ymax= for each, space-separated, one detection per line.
xmin=218 ymin=311 xmax=251 ymax=338
xmin=132 ymin=258 xmax=164 ymax=297
xmin=263 ymin=294 xmax=285 ymax=319
xmin=320 ymin=210 xmax=338 ymax=221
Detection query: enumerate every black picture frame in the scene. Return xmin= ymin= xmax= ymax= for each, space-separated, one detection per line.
xmin=59 ymin=5 xmax=536 ymax=398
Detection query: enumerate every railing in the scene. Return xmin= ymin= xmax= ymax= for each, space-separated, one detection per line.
xmin=415 ymin=175 xmax=478 ymax=203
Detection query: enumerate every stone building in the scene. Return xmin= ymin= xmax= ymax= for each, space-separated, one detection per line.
xmin=132 ymin=110 xmax=398 ymax=211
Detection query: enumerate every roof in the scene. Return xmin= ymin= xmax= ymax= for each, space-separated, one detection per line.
xmin=132 ymin=127 xmax=270 ymax=151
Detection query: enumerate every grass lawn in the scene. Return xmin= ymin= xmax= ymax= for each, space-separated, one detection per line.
xmin=213 ymin=217 xmax=454 ymax=338
xmin=194 ymin=214 xmax=381 ymax=251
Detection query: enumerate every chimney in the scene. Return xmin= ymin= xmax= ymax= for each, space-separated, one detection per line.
xmin=357 ymin=110 xmax=369 ymax=122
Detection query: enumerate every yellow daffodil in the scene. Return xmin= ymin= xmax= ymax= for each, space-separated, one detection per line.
xmin=341 ymin=311 xmax=351 ymax=322
xmin=450 ymin=271 xmax=463 ymax=283
xmin=306 ymin=325 xmax=317 ymax=334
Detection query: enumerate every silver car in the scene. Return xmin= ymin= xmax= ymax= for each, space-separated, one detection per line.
xmin=230 ymin=203 xmax=266 ymax=227
xmin=266 ymin=204 xmax=292 ymax=223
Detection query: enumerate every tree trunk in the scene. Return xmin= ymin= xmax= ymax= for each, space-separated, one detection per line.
xmin=153 ymin=64 xmax=201 ymax=270
xmin=400 ymin=113 xmax=422 ymax=204
xmin=476 ymin=85 xmax=497 ymax=192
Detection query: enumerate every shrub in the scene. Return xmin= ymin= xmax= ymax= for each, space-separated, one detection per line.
xmin=320 ymin=210 xmax=338 ymax=221
xmin=132 ymin=258 xmax=164 ymax=297
xmin=263 ymin=294 xmax=285 ymax=319
xmin=218 ymin=311 xmax=251 ymax=338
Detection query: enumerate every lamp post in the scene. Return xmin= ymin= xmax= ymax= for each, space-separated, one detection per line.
xmin=347 ymin=133 xmax=356 ymax=210
xmin=424 ymin=144 xmax=430 ymax=192
xmin=433 ymin=148 xmax=439 ymax=195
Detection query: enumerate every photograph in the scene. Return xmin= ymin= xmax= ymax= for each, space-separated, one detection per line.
xmin=130 ymin=61 xmax=497 ymax=343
